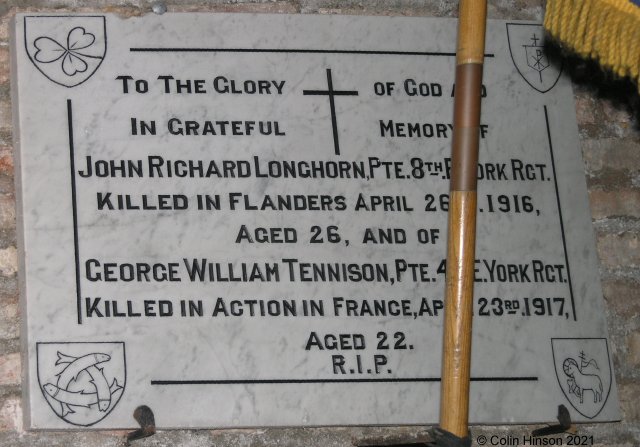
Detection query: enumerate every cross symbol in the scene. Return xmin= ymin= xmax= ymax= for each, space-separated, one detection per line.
xmin=530 ymin=33 xmax=540 ymax=46
xmin=303 ymin=68 xmax=359 ymax=156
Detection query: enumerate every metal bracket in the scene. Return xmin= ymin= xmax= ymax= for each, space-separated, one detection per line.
xmin=531 ymin=404 xmax=576 ymax=437
xmin=126 ymin=405 xmax=156 ymax=444
xmin=354 ymin=427 xmax=470 ymax=447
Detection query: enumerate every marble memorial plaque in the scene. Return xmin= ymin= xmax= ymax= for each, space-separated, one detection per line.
xmin=11 ymin=13 xmax=620 ymax=428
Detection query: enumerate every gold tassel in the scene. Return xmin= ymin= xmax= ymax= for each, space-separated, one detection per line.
xmin=544 ymin=0 xmax=640 ymax=90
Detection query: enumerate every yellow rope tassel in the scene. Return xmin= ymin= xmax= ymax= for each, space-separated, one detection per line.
xmin=544 ymin=0 xmax=640 ymax=90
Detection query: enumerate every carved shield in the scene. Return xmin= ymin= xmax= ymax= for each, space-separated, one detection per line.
xmin=36 ymin=342 xmax=126 ymax=427
xmin=24 ymin=16 xmax=106 ymax=88
xmin=551 ymin=338 xmax=612 ymax=419
xmin=506 ymin=23 xmax=562 ymax=93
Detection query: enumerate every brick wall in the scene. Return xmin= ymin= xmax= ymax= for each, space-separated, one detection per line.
xmin=0 ymin=1 xmax=638 ymax=446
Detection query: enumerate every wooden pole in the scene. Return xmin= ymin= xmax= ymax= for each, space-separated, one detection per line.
xmin=439 ymin=0 xmax=487 ymax=439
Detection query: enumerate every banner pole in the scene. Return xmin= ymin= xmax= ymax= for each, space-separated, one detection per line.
xmin=439 ymin=0 xmax=488 ymax=440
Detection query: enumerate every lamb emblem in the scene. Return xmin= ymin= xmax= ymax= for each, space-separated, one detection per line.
xmin=552 ymin=338 xmax=612 ymax=419
xmin=562 ymin=354 xmax=603 ymax=403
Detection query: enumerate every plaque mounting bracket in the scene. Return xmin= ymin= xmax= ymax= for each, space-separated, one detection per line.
xmin=125 ymin=405 xmax=156 ymax=445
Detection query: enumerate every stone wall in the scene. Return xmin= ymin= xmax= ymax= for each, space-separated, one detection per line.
xmin=0 ymin=1 xmax=638 ymax=446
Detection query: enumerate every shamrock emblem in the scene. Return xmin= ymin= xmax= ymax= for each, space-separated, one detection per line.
xmin=34 ymin=27 xmax=101 ymax=77
xmin=25 ymin=16 xmax=106 ymax=87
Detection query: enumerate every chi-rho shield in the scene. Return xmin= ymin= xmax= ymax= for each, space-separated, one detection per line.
xmin=24 ymin=16 xmax=106 ymax=88
xmin=551 ymin=338 xmax=612 ymax=419
xmin=506 ymin=23 xmax=562 ymax=93
xmin=36 ymin=342 xmax=126 ymax=427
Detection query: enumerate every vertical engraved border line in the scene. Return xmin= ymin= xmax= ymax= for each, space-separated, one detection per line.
xmin=67 ymin=99 xmax=82 ymax=325
xmin=544 ymin=105 xmax=576 ymax=322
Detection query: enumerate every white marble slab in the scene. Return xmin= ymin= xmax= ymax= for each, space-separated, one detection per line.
xmin=11 ymin=13 xmax=619 ymax=429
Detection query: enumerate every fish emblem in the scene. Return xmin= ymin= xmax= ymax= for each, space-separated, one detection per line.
xmin=37 ymin=342 xmax=126 ymax=426
xmin=43 ymin=352 xmax=121 ymax=416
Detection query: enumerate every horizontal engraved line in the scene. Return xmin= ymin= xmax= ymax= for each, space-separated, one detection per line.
xmin=129 ymin=48 xmax=495 ymax=57
xmin=150 ymin=376 xmax=537 ymax=385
